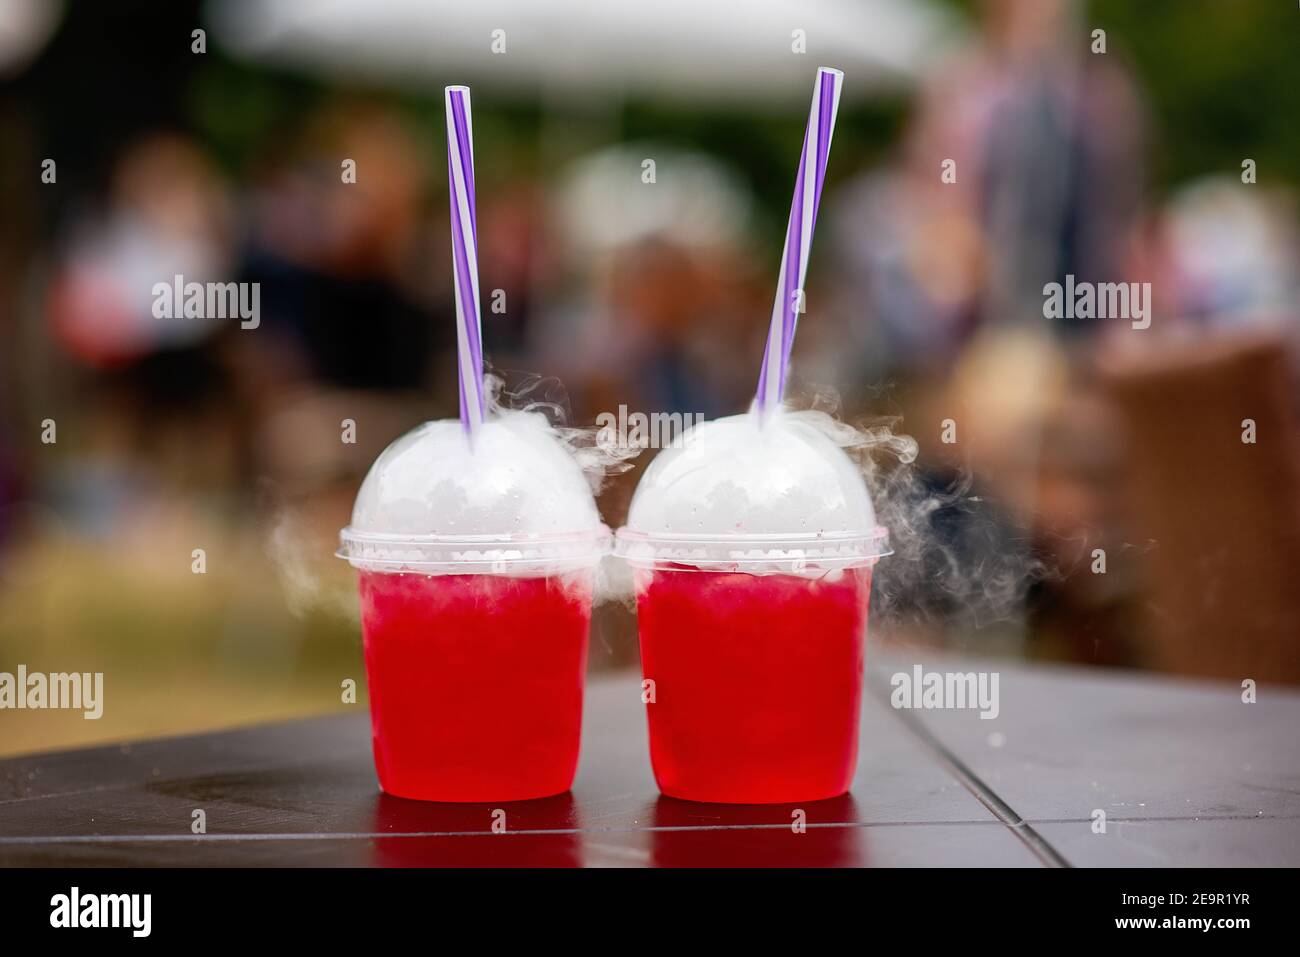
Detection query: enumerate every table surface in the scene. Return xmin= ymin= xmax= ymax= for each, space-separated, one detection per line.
xmin=2 ymin=656 xmax=1298 ymax=867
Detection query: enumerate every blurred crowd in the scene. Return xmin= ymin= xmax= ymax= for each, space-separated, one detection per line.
xmin=1 ymin=0 xmax=1298 ymax=749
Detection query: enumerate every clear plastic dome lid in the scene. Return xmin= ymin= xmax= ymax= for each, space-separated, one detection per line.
xmin=339 ymin=411 xmax=608 ymax=572
xmin=615 ymin=411 xmax=889 ymax=572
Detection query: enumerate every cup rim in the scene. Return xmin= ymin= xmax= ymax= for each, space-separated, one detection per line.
xmin=337 ymin=525 xmax=611 ymax=571
xmin=612 ymin=525 xmax=891 ymax=570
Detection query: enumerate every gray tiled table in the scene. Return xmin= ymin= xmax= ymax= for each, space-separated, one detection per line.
xmin=1 ymin=657 xmax=1296 ymax=866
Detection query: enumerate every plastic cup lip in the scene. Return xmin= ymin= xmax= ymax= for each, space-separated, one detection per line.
xmin=613 ymin=525 xmax=891 ymax=571
xmin=337 ymin=525 xmax=611 ymax=572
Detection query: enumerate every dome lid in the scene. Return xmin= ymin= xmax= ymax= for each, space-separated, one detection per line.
xmin=616 ymin=411 xmax=888 ymax=572
xmin=340 ymin=411 xmax=607 ymax=572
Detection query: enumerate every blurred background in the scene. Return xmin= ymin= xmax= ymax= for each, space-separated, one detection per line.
xmin=2 ymin=0 xmax=1298 ymax=755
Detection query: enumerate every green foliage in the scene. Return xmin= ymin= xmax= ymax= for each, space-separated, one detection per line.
xmin=1091 ymin=0 xmax=1300 ymax=187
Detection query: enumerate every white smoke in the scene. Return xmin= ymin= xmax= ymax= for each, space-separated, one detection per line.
xmin=785 ymin=393 xmax=1048 ymax=632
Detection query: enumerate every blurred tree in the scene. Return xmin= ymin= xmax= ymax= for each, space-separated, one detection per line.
xmin=938 ymin=0 xmax=1300 ymax=188
xmin=1091 ymin=0 xmax=1300 ymax=188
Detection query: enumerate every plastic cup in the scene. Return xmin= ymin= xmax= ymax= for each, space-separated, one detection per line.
xmin=615 ymin=411 xmax=889 ymax=804
xmin=339 ymin=412 xmax=608 ymax=802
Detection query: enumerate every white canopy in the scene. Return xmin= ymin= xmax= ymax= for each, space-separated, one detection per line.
xmin=209 ymin=0 xmax=963 ymax=104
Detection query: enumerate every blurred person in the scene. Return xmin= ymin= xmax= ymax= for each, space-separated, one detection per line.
xmin=227 ymin=101 xmax=452 ymax=497
xmin=822 ymin=0 xmax=1149 ymax=532
xmin=825 ymin=0 xmax=1148 ymax=387
xmin=235 ymin=102 xmax=439 ymax=398
xmin=1108 ymin=177 xmax=1300 ymax=355
xmin=817 ymin=0 xmax=1151 ymax=655
xmin=534 ymin=143 xmax=771 ymax=534
xmin=549 ymin=144 xmax=766 ymax=426
xmin=970 ymin=0 xmax=1146 ymax=330
xmin=223 ymin=101 xmax=455 ymax=626
xmin=596 ymin=238 xmax=752 ymax=418
xmin=41 ymin=133 xmax=240 ymax=534
xmin=47 ymin=133 xmax=236 ymax=372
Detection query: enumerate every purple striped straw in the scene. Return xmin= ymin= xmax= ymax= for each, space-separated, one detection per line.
xmin=754 ymin=67 xmax=844 ymax=418
xmin=445 ymin=85 xmax=486 ymax=437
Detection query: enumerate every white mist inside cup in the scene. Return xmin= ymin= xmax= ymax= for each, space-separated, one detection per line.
xmin=616 ymin=410 xmax=889 ymax=574
xmin=339 ymin=409 xmax=608 ymax=573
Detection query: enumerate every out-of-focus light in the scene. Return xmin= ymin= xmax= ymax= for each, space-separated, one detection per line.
xmin=0 ymin=0 xmax=62 ymax=77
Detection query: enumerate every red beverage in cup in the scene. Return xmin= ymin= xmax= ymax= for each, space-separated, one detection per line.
xmin=635 ymin=567 xmax=871 ymax=803
xmin=340 ymin=416 xmax=608 ymax=803
xmin=359 ymin=570 xmax=593 ymax=802
xmin=617 ymin=411 xmax=889 ymax=804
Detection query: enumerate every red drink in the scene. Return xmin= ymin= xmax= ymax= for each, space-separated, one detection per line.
xmin=358 ymin=570 xmax=592 ymax=802
xmin=635 ymin=566 xmax=871 ymax=803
